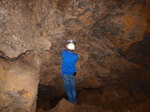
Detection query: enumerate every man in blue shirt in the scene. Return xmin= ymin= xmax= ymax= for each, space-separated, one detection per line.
xmin=62 ymin=40 xmax=78 ymax=104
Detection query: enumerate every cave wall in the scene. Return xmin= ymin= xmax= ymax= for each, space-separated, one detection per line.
xmin=38 ymin=0 xmax=150 ymax=98
xmin=0 ymin=0 xmax=150 ymax=111
xmin=0 ymin=51 xmax=40 ymax=112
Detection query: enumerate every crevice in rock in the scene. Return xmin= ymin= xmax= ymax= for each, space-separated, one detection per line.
xmin=123 ymin=34 xmax=150 ymax=68
xmin=0 ymin=50 xmax=34 ymax=61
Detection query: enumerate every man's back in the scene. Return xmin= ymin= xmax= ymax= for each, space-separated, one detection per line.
xmin=62 ymin=49 xmax=78 ymax=75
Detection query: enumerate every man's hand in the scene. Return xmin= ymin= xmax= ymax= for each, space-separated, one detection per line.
xmin=73 ymin=72 xmax=76 ymax=76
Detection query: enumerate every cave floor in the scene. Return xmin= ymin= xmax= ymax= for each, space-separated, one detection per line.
xmin=36 ymin=82 xmax=150 ymax=112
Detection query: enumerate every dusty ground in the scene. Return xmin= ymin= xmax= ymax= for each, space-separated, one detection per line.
xmin=37 ymin=81 xmax=150 ymax=112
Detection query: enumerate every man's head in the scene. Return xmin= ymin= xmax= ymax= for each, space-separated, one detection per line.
xmin=66 ymin=42 xmax=75 ymax=51
xmin=66 ymin=39 xmax=76 ymax=51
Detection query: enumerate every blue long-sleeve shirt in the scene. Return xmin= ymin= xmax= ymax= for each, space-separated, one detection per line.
xmin=62 ymin=49 xmax=78 ymax=75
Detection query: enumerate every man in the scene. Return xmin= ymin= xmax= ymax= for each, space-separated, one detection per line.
xmin=62 ymin=39 xmax=78 ymax=104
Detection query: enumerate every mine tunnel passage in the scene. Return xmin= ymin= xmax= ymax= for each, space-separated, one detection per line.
xmin=0 ymin=0 xmax=150 ymax=112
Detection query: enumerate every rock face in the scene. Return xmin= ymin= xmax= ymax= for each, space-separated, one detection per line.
xmin=0 ymin=0 xmax=150 ymax=112
xmin=38 ymin=0 xmax=150 ymax=99
xmin=46 ymin=98 xmax=111 ymax=112
xmin=0 ymin=52 xmax=40 ymax=112
xmin=0 ymin=0 xmax=52 ymax=59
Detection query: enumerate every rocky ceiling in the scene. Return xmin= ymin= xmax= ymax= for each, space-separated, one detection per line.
xmin=0 ymin=0 xmax=150 ymax=112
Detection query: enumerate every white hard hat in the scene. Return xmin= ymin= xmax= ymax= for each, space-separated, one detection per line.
xmin=67 ymin=43 xmax=75 ymax=50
